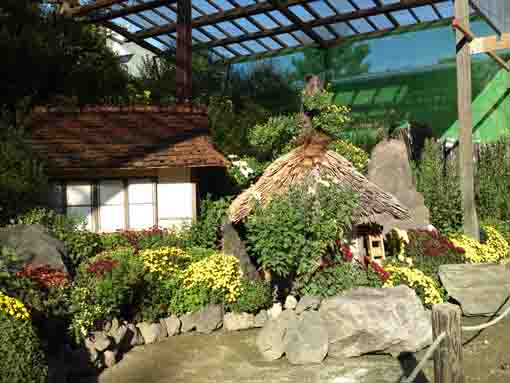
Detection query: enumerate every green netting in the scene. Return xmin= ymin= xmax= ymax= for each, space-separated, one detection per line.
xmin=441 ymin=66 xmax=510 ymax=143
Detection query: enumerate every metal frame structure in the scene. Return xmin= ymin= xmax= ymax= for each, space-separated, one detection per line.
xmin=70 ymin=0 xmax=473 ymax=63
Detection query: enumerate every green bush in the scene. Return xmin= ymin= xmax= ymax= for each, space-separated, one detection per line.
xmin=227 ymin=154 xmax=268 ymax=190
xmin=415 ymin=140 xmax=463 ymax=234
xmin=478 ymin=139 xmax=510 ymax=222
xmin=99 ymin=232 xmax=131 ymax=251
xmin=69 ymin=247 xmax=144 ymax=340
xmin=18 ymin=208 xmax=103 ymax=271
xmin=246 ymin=180 xmax=358 ymax=288
xmin=328 ymin=139 xmax=370 ymax=173
xmin=297 ymin=261 xmax=383 ymax=298
xmin=0 ymin=313 xmax=47 ymax=383
xmin=185 ymin=196 xmax=232 ymax=250
xmin=249 ymin=115 xmax=300 ymax=160
xmin=225 ymin=279 xmax=272 ymax=314
xmin=0 ymin=125 xmax=47 ymax=225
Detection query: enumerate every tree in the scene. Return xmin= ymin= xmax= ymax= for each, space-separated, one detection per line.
xmin=292 ymin=43 xmax=370 ymax=82
xmin=0 ymin=0 xmax=129 ymax=122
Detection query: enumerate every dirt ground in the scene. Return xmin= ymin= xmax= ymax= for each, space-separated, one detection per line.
xmin=96 ymin=315 xmax=510 ymax=383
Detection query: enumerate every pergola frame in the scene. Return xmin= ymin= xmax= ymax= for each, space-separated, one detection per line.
xmin=70 ymin=0 xmax=468 ymax=63
xmin=68 ymin=0 xmax=509 ymax=240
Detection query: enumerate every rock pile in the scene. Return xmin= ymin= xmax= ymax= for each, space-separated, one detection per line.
xmin=256 ymin=286 xmax=433 ymax=364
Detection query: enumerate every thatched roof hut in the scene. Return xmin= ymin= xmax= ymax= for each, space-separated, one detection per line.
xmin=228 ymin=134 xmax=411 ymax=226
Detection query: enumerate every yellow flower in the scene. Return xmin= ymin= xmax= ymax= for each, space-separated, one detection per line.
xmin=449 ymin=225 xmax=510 ymax=264
xmin=0 ymin=291 xmax=30 ymax=320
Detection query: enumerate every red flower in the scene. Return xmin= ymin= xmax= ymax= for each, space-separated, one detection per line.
xmin=364 ymin=256 xmax=390 ymax=283
xmin=16 ymin=265 xmax=69 ymax=289
xmin=86 ymin=258 xmax=119 ymax=277
xmin=336 ymin=240 xmax=353 ymax=262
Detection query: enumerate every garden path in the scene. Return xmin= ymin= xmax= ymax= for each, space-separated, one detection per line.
xmin=97 ymin=329 xmax=429 ymax=383
xmin=98 ymin=316 xmax=510 ymax=383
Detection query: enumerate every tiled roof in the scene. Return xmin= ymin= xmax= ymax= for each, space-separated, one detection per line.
xmin=27 ymin=105 xmax=228 ymax=176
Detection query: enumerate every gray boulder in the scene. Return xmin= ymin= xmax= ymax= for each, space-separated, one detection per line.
xmin=88 ymin=331 xmax=112 ymax=352
xmin=223 ymin=312 xmax=255 ymax=331
xmin=439 ymin=263 xmax=510 ymax=316
xmin=137 ymin=322 xmax=162 ymax=344
xmin=222 ymin=221 xmax=260 ymax=280
xmin=163 ymin=315 xmax=181 ymax=336
xmin=285 ymin=311 xmax=328 ymax=365
xmin=0 ymin=224 xmax=68 ymax=273
xmin=196 ymin=304 xmax=223 ymax=334
xmin=103 ymin=350 xmax=118 ymax=368
xmin=284 ymin=295 xmax=298 ymax=310
xmin=158 ymin=319 xmax=169 ymax=341
xmin=267 ymin=303 xmax=282 ymax=320
xmin=319 ymin=286 xmax=432 ymax=357
xmin=295 ymin=296 xmax=322 ymax=314
xmin=127 ymin=324 xmax=144 ymax=347
xmin=368 ymin=139 xmax=429 ymax=233
xmin=256 ymin=310 xmax=298 ymax=361
xmin=180 ymin=304 xmax=224 ymax=334
xmin=254 ymin=310 xmax=268 ymax=328
xmin=111 ymin=324 xmax=128 ymax=346
xmin=180 ymin=312 xmax=196 ymax=333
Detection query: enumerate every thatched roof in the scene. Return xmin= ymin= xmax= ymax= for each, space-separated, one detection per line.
xmin=228 ymin=137 xmax=411 ymax=225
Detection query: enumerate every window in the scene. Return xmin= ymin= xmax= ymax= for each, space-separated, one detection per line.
xmin=66 ymin=183 xmax=93 ymax=231
xmin=157 ymin=182 xmax=196 ymax=228
xmin=98 ymin=180 xmax=125 ymax=232
xmin=128 ymin=180 xmax=155 ymax=229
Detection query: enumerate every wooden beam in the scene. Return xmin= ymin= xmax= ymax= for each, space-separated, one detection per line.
xmin=454 ymin=0 xmax=479 ymax=240
xmin=102 ymin=20 xmax=166 ymax=56
xmin=86 ymin=0 xmax=178 ymax=23
xmin=452 ymin=19 xmax=510 ymax=71
xmin=176 ymin=0 xmax=192 ymax=102
xmin=70 ymin=0 xmax=128 ymax=17
xmin=470 ymin=34 xmax=510 ymax=55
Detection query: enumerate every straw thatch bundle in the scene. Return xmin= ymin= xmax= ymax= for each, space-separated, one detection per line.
xmin=228 ymin=134 xmax=411 ymax=225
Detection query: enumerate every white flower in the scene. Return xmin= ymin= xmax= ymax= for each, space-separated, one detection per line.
xmin=318 ymin=179 xmax=330 ymax=187
xmin=228 ymin=154 xmax=238 ymax=159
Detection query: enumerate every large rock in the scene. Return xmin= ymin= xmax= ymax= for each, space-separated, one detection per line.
xmin=284 ymin=295 xmax=298 ymax=310
xmin=285 ymin=311 xmax=328 ymax=365
xmin=439 ymin=263 xmax=510 ymax=316
xmin=254 ymin=310 xmax=268 ymax=328
xmin=256 ymin=310 xmax=297 ymax=361
xmin=180 ymin=304 xmax=224 ymax=334
xmin=163 ymin=315 xmax=181 ymax=336
xmin=0 ymin=224 xmax=68 ymax=273
xmin=222 ymin=221 xmax=260 ymax=280
xmin=137 ymin=322 xmax=162 ymax=344
xmin=196 ymin=304 xmax=224 ymax=334
xmin=319 ymin=286 xmax=432 ymax=357
xmin=368 ymin=139 xmax=429 ymax=232
xmin=295 ymin=295 xmax=321 ymax=314
xmin=88 ymin=332 xmax=112 ymax=352
xmin=223 ymin=312 xmax=255 ymax=331
xmin=127 ymin=324 xmax=144 ymax=347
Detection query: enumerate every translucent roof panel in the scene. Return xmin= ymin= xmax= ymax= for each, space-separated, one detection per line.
xmin=77 ymin=0 xmax=490 ymax=62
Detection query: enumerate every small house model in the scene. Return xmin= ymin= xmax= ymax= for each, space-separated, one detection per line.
xmin=27 ymin=105 xmax=227 ymax=232
xmin=228 ymin=133 xmax=411 ymax=263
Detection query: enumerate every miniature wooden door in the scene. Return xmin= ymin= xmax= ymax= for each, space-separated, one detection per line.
xmin=367 ymin=233 xmax=385 ymax=264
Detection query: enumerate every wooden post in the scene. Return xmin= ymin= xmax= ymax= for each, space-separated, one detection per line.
xmin=432 ymin=304 xmax=465 ymax=383
xmin=455 ymin=0 xmax=479 ymax=240
xmin=176 ymin=0 xmax=192 ymax=103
